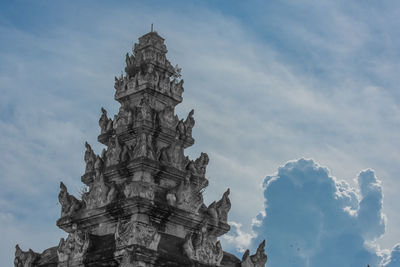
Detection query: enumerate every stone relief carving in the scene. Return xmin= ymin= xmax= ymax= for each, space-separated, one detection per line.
xmin=104 ymin=136 xmax=130 ymax=167
xmin=115 ymin=219 xmax=160 ymax=250
xmin=123 ymin=181 xmax=155 ymax=201
xmin=241 ymin=240 xmax=267 ymax=267
xmin=187 ymin=152 xmax=209 ymax=176
xmin=84 ymin=142 xmax=96 ymax=174
xmin=158 ymin=135 xmax=188 ymax=170
xmin=14 ymin=245 xmax=39 ymax=267
xmin=216 ymin=188 xmax=231 ymax=224
xmin=82 ymin=173 xmax=117 ymax=209
xmin=114 ymin=105 xmax=133 ymax=130
xmin=166 ymin=173 xmax=204 ymax=213
xmin=59 ymin=182 xmax=82 ymax=217
xmin=170 ymin=78 xmax=184 ymax=99
xmin=57 ymin=226 xmax=91 ymax=262
xmin=137 ymin=95 xmax=153 ymax=123
xmin=158 ymin=105 xmax=178 ymax=129
xmin=183 ymin=220 xmax=223 ymax=265
xmin=125 ymin=53 xmax=137 ymax=79
xmin=132 ymin=132 xmax=156 ymax=160
xmin=99 ymin=107 xmax=113 ymax=134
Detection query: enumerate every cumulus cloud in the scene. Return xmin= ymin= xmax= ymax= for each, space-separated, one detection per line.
xmin=248 ymin=158 xmax=392 ymax=267
xmin=382 ymin=244 xmax=400 ymax=267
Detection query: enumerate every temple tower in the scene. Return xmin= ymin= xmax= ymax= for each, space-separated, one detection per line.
xmin=14 ymin=30 xmax=267 ymax=267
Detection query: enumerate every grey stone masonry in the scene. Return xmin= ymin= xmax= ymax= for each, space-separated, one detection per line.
xmin=14 ymin=30 xmax=267 ymax=267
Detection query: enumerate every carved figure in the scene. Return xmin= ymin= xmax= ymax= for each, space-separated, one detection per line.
xmin=183 ymin=220 xmax=223 ymax=265
xmin=216 ymin=188 xmax=231 ymax=223
xmin=114 ymin=74 xmax=124 ymax=91
xmin=84 ymin=142 xmax=96 ymax=173
xmin=115 ymin=106 xmax=133 ymax=129
xmin=241 ymin=240 xmax=267 ymax=267
xmin=137 ymin=95 xmax=153 ymax=122
xmin=99 ymin=108 xmax=113 ymax=134
xmin=166 ymin=173 xmax=204 ymax=213
xmin=105 ymin=137 xmax=123 ymax=167
xmin=57 ymin=227 xmax=90 ymax=262
xmin=125 ymin=53 xmax=137 ymax=79
xmin=82 ymin=173 xmax=117 ymax=209
xmin=132 ymin=132 xmax=155 ymax=160
xmin=187 ymin=152 xmax=209 ymax=176
xmin=14 ymin=245 xmax=39 ymax=267
xmin=123 ymin=181 xmax=155 ymax=200
xmin=184 ymin=109 xmax=195 ymax=136
xmin=115 ymin=218 xmax=160 ymax=250
xmin=176 ymin=119 xmax=186 ymax=139
xmin=158 ymin=106 xmax=178 ymax=129
xmin=158 ymin=135 xmax=187 ymax=170
xmin=58 ymin=182 xmax=82 ymax=217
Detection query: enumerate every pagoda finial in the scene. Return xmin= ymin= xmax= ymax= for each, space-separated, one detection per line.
xmin=151 ymin=23 xmax=154 ymax=32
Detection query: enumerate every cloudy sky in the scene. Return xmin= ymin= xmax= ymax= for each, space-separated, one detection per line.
xmin=1 ymin=0 xmax=399 ymax=266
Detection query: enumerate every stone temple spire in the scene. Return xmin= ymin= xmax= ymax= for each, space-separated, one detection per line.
xmin=14 ymin=30 xmax=267 ymax=267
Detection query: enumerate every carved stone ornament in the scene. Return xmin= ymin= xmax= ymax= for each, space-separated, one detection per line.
xmin=166 ymin=173 xmax=204 ymax=213
xmin=158 ymin=135 xmax=188 ymax=170
xmin=170 ymin=78 xmax=184 ymax=99
xmin=158 ymin=105 xmax=178 ymax=129
xmin=82 ymin=173 xmax=117 ymax=209
xmin=184 ymin=109 xmax=195 ymax=136
xmin=187 ymin=152 xmax=209 ymax=176
xmin=241 ymin=240 xmax=268 ymax=267
xmin=84 ymin=142 xmax=96 ymax=174
xmin=14 ymin=245 xmax=40 ymax=267
xmin=132 ymin=132 xmax=156 ymax=160
xmin=99 ymin=107 xmax=113 ymax=134
xmin=104 ymin=136 xmax=126 ymax=167
xmin=57 ymin=227 xmax=91 ymax=262
xmin=216 ymin=188 xmax=231 ymax=223
xmin=123 ymin=181 xmax=155 ymax=201
xmin=114 ymin=105 xmax=133 ymax=130
xmin=115 ymin=219 xmax=160 ymax=250
xmin=183 ymin=220 xmax=223 ymax=265
xmin=137 ymin=95 xmax=153 ymax=122
xmin=58 ymin=182 xmax=82 ymax=217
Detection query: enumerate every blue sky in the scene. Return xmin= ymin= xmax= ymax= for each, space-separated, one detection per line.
xmin=1 ymin=0 xmax=400 ymax=266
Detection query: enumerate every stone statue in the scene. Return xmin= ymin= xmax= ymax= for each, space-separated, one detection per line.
xmin=157 ymin=106 xmax=178 ymax=129
xmin=84 ymin=142 xmax=96 ymax=174
xmin=138 ymin=95 xmax=153 ymax=122
xmin=99 ymin=107 xmax=113 ymax=134
xmin=105 ymin=137 xmax=123 ymax=167
xmin=115 ymin=218 xmax=160 ymax=250
xmin=171 ymin=79 xmax=184 ymax=99
xmin=114 ymin=74 xmax=124 ymax=91
xmin=176 ymin=119 xmax=186 ymax=139
xmin=158 ymin=135 xmax=187 ymax=170
xmin=132 ymin=132 xmax=155 ymax=160
xmin=115 ymin=105 xmax=133 ymax=129
xmin=207 ymin=201 xmax=219 ymax=224
xmin=187 ymin=152 xmax=209 ymax=176
xmin=125 ymin=53 xmax=137 ymax=79
xmin=57 ymin=226 xmax=90 ymax=262
xmin=82 ymin=173 xmax=117 ymax=209
xmin=14 ymin=245 xmax=39 ymax=267
xmin=58 ymin=182 xmax=82 ymax=217
xmin=241 ymin=240 xmax=267 ymax=267
xmin=166 ymin=173 xmax=204 ymax=213
xmin=184 ymin=109 xmax=195 ymax=137
xmin=182 ymin=219 xmax=223 ymax=265
xmin=216 ymin=188 xmax=231 ymax=223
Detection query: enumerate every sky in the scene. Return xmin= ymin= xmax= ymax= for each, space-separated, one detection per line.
xmin=0 ymin=0 xmax=399 ymax=266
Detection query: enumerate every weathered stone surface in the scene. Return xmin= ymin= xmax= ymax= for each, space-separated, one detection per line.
xmin=15 ymin=29 xmax=267 ymax=267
